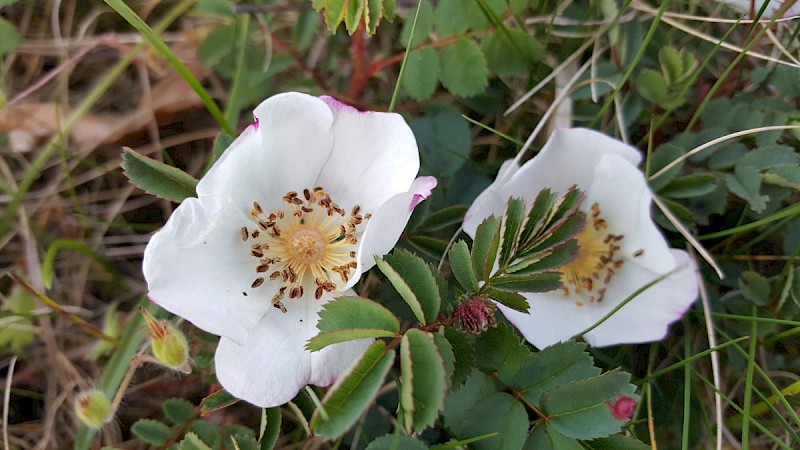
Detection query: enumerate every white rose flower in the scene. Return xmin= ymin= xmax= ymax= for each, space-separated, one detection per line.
xmin=463 ymin=128 xmax=697 ymax=348
xmin=143 ymin=92 xmax=436 ymax=406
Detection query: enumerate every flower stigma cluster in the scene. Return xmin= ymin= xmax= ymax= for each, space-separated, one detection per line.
xmin=244 ymin=188 xmax=371 ymax=311
xmin=559 ymin=202 xmax=644 ymax=307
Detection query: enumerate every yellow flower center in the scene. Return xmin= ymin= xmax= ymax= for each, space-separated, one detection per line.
xmin=241 ymin=187 xmax=371 ymax=312
xmin=560 ymin=203 xmax=640 ymax=306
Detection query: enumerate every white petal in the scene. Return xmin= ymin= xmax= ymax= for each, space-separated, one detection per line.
xmin=197 ymin=92 xmax=335 ymax=214
xmin=143 ymin=196 xmax=274 ymax=344
xmin=463 ymin=160 xmax=518 ymax=236
xmin=584 ymin=249 xmax=698 ymax=347
xmin=587 ymin=154 xmax=675 ymax=274
xmin=214 ymin=292 xmax=371 ymax=407
xmin=355 ymin=177 xmax=437 ymax=277
xmin=314 ymin=96 xmax=420 ymax=215
xmin=463 ymin=128 xmax=641 ymax=236
xmin=496 ymin=292 xmax=594 ymax=350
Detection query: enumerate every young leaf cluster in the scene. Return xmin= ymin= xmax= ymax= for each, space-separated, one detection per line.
xmin=451 ymin=186 xmax=585 ymax=312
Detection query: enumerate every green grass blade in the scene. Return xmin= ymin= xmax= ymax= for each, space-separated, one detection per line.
xmin=388 ymin=0 xmax=422 ymax=112
xmin=102 ymin=0 xmax=234 ymax=135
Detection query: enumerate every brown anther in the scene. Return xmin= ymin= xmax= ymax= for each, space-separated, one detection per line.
xmin=348 ymin=261 xmax=358 ymax=269
xmin=348 ymin=236 xmax=358 ymax=244
xmin=253 ymin=201 xmax=263 ymax=214
xmin=256 ymin=264 xmax=270 ymax=273
xmin=281 ymin=270 xmax=290 ymax=282
xmin=603 ymin=234 xmax=614 ymax=244
xmin=303 ymin=189 xmax=311 ymax=201
xmin=339 ymin=225 xmax=347 ymax=236
xmin=272 ymin=225 xmax=281 ymax=237
xmin=365 ymin=213 xmax=372 ymax=220
xmin=349 ymin=251 xmax=357 ymax=258
xmin=613 ymin=260 xmax=624 ymax=269
xmin=273 ymin=302 xmax=287 ymax=313
xmin=241 ymin=227 xmax=249 ymax=241
xmin=251 ymin=249 xmax=264 ymax=258
xmin=258 ymin=220 xmax=269 ymax=231
xmin=583 ymin=278 xmax=593 ymax=291
xmin=605 ymin=269 xmax=615 ymax=284
xmin=315 ymin=286 xmax=324 ymax=299
xmin=287 ymin=267 xmax=297 ymax=283
xmin=251 ymin=230 xmax=260 ymax=239
xmin=352 ymin=205 xmax=361 ymax=216
xmin=591 ymin=203 xmax=600 ymax=217
xmin=294 ymin=210 xmax=303 ymax=218
xmin=268 ymin=213 xmax=277 ymax=221
xmin=633 ymin=249 xmax=644 ymax=258
xmin=278 ymin=211 xmax=285 ymax=219
xmin=251 ymin=277 xmax=265 ymax=288
xmin=269 ymin=271 xmax=282 ymax=280
xmin=597 ymin=288 xmax=607 ymax=302
xmin=302 ymin=206 xmax=313 ymax=213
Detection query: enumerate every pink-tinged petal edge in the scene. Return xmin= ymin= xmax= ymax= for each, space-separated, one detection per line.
xmin=247 ymin=117 xmax=259 ymax=131
xmin=320 ymin=95 xmax=369 ymax=114
xmin=409 ymin=176 xmax=437 ymax=211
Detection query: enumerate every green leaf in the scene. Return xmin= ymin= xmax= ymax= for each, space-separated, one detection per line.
xmin=739 ymin=145 xmax=799 ymax=169
xmin=475 ymin=323 xmax=530 ymax=384
xmin=400 ymin=329 xmax=447 ymax=433
xmin=765 ymin=165 xmax=800 ymax=190
xmin=321 ymin=0 xmax=366 ymax=34
xmin=382 ymin=0 xmax=396 ymax=20
xmin=259 ymin=407 xmax=282 ymax=450
xmin=433 ymin=332 xmax=456 ymax=389
xmin=498 ymin=197 xmax=526 ymax=268
xmin=365 ymin=0 xmax=383 ymax=34
xmin=376 ymin=250 xmax=441 ymax=324
xmin=345 ymin=0 xmax=365 ymax=34
xmin=481 ymin=29 xmax=543 ymax=76
xmin=725 ymin=163 xmax=769 ymax=213
xmin=491 ymin=272 xmax=562 ymax=293
xmin=524 ymin=423 xmax=582 ymax=450
xmin=438 ymin=38 xmax=489 ymax=98
xmin=403 ymin=47 xmax=439 ymax=101
xmin=312 ymin=341 xmax=395 ymax=439
xmin=472 ymin=216 xmax=501 ymax=282
xmin=636 ymin=69 xmax=668 ymax=105
xmin=400 ymin=0 xmax=433 ymax=48
xmin=661 ymin=173 xmax=718 ymax=199
xmin=541 ymin=370 xmax=636 ymax=440
xmin=483 ymin=287 xmax=529 ymax=313
xmin=433 ymin=0 xmax=472 ymax=36
xmin=450 ymin=392 xmax=528 ymax=450
xmin=307 ymin=329 xmax=397 ymax=351
xmin=197 ymin=24 xmax=236 ymax=68
xmin=739 ymin=271 xmax=771 ymax=305
xmin=316 ymin=296 xmax=400 ymax=334
xmin=163 ymin=398 xmax=195 ymax=425
xmin=418 ymin=204 xmax=468 ymax=232
xmin=411 ymin=111 xmax=471 ymax=177
xmin=511 ymin=341 xmax=600 ymax=403
xmin=444 ymin=327 xmax=475 ymax=385
xmin=408 ymin=235 xmax=449 ymax=259
xmin=0 ymin=17 xmax=22 ymax=58
xmin=450 ymin=240 xmax=479 ymax=292
xmin=366 ymin=434 xmax=428 ymax=450
xmin=587 ymin=434 xmax=650 ymax=450
xmin=508 ymin=239 xmax=578 ymax=276
xmin=231 ymin=433 xmax=259 ymax=450
xmin=178 ymin=432 xmax=213 ymax=450
xmin=131 ymin=419 xmax=171 ymax=446
xmin=443 ymin=369 xmax=496 ymax=429
xmin=200 ymin=389 xmax=239 ymax=414
xmin=210 ymin=132 xmax=236 ymax=167
xmin=121 ymin=148 xmax=198 ymax=202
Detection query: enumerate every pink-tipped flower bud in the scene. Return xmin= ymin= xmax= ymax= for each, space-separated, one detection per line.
xmin=607 ymin=394 xmax=637 ymax=420
xmin=453 ymin=295 xmax=497 ymax=335
xmin=141 ymin=307 xmax=190 ymax=373
xmin=74 ymin=389 xmax=112 ymax=428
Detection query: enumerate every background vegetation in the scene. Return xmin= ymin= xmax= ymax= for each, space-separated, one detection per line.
xmin=2 ymin=0 xmax=800 ymax=448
